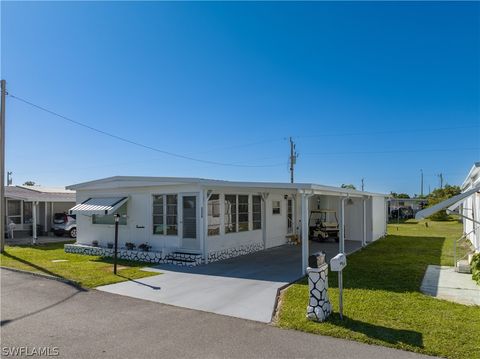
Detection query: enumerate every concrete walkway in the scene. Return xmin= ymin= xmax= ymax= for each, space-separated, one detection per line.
xmin=2 ymin=269 xmax=434 ymax=359
xmin=97 ymin=240 xmax=363 ymax=322
xmin=420 ymin=265 xmax=480 ymax=306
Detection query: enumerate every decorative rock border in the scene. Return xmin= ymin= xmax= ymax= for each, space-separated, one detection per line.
xmin=207 ymin=242 xmax=264 ymax=263
xmin=306 ymin=264 xmax=332 ymax=322
xmin=65 ymin=244 xmax=164 ymax=264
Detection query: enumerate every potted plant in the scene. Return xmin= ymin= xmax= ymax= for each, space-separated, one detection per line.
xmin=125 ymin=242 xmax=136 ymax=250
xmin=92 ymin=240 xmax=99 ymax=247
xmin=138 ymin=243 xmax=151 ymax=252
xmin=107 ymin=242 xmax=114 ymax=249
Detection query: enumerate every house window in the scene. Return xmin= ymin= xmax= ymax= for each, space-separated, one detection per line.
xmin=166 ymin=195 xmax=178 ymax=235
xmin=7 ymin=200 xmax=21 ymax=224
xmin=224 ymin=195 xmax=237 ymax=233
xmin=287 ymin=198 xmax=293 ymax=233
xmin=23 ymin=202 xmax=33 ymax=224
xmin=238 ymin=195 xmax=249 ymax=232
xmin=252 ymin=195 xmax=262 ymax=230
xmin=92 ymin=203 xmax=127 ymax=225
xmin=272 ymin=200 xmax=281 ymax=215
xmin=152 ymin=194 xmax=178 ymax=235
xmin=152 ymin=195 xmax=164 ymax=235
xmin=208 ymin=194 xmax=220 ymax=236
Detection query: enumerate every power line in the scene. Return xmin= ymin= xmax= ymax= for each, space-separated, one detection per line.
xmin=8 ymin=94 xmax=284 ymax=168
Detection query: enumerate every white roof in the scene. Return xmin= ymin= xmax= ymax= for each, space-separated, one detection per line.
xmin=69 ymin=197 xmax=128 ymax=215
xmin=67 ymin=176 xmax=387 ymax=198
xmin=462 ymin=162 xmax=480 ymax=190
xmin=415 ymin=185 xmax=480 ymax=220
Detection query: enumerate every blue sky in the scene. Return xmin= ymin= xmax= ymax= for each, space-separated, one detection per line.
xmin=1 ymin=1 xmax=479 ymax=195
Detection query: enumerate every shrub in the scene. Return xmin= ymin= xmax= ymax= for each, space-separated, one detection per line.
xmin=138 ymin=243 xmax=151 ymax=252
xmin=471 ymin=253 xmax=480 ymax=285
xmin=125 ymin=242 xmax=136 ymax=250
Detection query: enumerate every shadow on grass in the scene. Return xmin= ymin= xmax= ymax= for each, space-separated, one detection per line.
xmin=1 ymin=251 xmax=85 ymax=291
xmin=327 ymin=313 xmax=424 ymax=348
xmin=94 ymin=256 xmax=155 ymax=268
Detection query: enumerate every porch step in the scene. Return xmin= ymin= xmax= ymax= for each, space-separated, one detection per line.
xmin=456 ymin=260 xmax=471 ymax=274
xmin=164 ymin=251 xmax=203 ymax=266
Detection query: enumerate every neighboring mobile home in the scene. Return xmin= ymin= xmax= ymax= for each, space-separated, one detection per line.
xmin=4 ymin=185 xmax=76 ymax=239
xmin=461 ymin=162 xmax=480 ymax=252
xmin=66 ymin=176 xmax=388 ymax=272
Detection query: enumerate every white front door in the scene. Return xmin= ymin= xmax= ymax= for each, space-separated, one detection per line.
xmin=180 ymin=194 xmax=199 ymax=250
xmin=130 ymin=194 xmax=147 ymax=245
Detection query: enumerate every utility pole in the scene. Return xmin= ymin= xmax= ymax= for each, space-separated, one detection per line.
xmin=361 ymin=178 xmax=365 ymax=192
xmin=438 ymin=173 xmax=444 ymax=189
xmin=289 ymin=137 xmax=298 ymax=183
xmin=420 ymin=169 xmax=424 ymax=197
xmin=7 ymin=171 xmax=12 ymax=185
xmin=1 ymin=80 xmax=6 ymax=253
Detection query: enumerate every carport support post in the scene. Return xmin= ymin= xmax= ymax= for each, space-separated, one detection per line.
xmin=339 ymin=197 xmax=347 ymax=319
xmin=113 ymin=213 xmax=120 ymax=275
xmin=362 ymin=198 xmax=367 ymax=247
xmin=32 ymin=201 xmax=38 ymax=245
xmin=301 ymin=193 xmax=309 ymax=276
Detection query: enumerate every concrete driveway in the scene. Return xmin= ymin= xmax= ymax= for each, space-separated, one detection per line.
xmin=97 ymin=240 xmax=362 ymax=322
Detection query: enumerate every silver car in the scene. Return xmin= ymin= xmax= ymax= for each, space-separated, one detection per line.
xmin=52 ymin=213 xmax=77 ymax=238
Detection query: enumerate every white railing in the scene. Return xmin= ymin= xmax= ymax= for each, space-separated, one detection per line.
xmin=454 ymin=226 xmax=478 ymax=271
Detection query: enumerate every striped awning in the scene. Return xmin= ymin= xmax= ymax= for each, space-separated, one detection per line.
xmin=69 ymin=197 xmax=128 ymax=215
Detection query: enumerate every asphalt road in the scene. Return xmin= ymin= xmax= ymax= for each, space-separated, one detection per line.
xmin=0 ymin=269 xmax=435 ymax=359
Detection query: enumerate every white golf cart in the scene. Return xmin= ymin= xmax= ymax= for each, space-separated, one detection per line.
xmin=309 ymin=209 xmax=340 ymax=242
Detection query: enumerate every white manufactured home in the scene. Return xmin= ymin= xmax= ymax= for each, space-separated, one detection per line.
xmin=65 ymin=176 xmax=388 ymax=273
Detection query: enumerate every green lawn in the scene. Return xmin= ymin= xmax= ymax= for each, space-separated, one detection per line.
xmin=277 ymin=220 xmax=480 ymax=359
xmin=0 ymin=241 xmax=158 ymax=288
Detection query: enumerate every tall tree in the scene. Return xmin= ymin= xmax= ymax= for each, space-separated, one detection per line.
xmin=23 ymin=181 xmax=35 ymax=186
xmin=341 ymin=184 xmax=356 ymax=190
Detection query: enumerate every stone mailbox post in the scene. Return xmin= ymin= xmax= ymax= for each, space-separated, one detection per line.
xmin=306 ymin=252 xmax=332 ymax=322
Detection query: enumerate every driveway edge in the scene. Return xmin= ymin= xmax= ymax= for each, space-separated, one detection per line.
xmin=0 ymin=266 xmax=85 ymax=290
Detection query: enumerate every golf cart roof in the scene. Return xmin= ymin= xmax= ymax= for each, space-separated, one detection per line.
xmin=311 ymin=209 xmax=336 ymax=213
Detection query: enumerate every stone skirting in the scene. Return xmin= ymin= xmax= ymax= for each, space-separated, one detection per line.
xmin=65 ymin=244 xmax=164 ymax=263
xmin=164 ymin=251 xmax=203 ymax=266
xmin=207 ymin=242 xmax=264 ymax=263
xmin=64 ymin=244 xmax=200 ymax=266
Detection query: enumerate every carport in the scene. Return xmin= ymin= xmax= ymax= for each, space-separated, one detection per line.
xmin=299 ymin=189 xmax=378 ymax=275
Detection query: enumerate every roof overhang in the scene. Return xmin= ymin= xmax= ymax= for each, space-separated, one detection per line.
xmin=415 ymin=185 xmax=480 ymax=220
xmin=69 ymin=197 xmax=128 ymax=215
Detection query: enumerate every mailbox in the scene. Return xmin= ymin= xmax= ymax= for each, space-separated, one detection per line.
xmin=308 ymin=251 xmax=326 ymax=268
xmin=330 ymin=253 xmax=347 ymax=272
